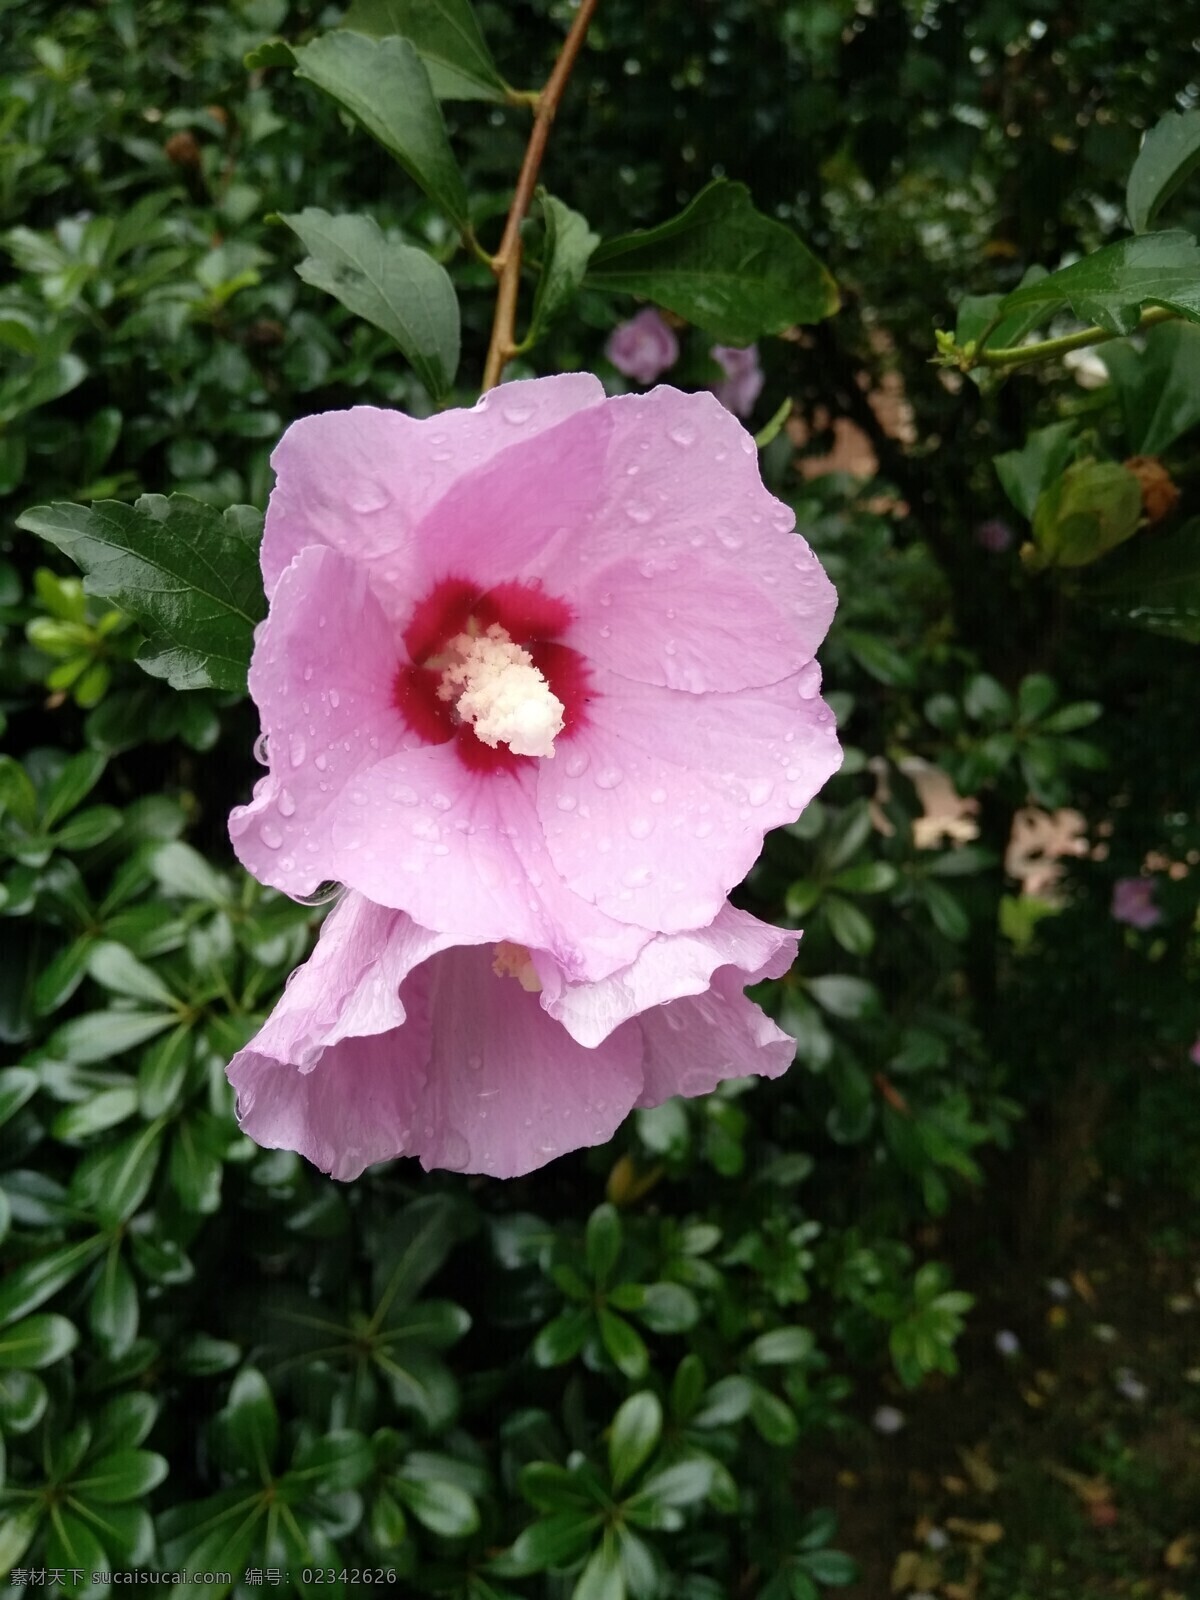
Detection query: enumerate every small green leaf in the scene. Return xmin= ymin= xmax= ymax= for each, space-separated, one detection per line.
xmin=0 ymin=1312 xmax=78 ymax=1369
xmin=51 ymin=1085 xmax=140 ymax=1139
xmin=44 ymin=1506 xmax=108 ymax=1578
xmin=1127 ymin=108 xmax=1200 ymax=232
xmin=0 ymin=1235 xmax=107 ymax=1327
xmin=498 ymin=1510 xmax=598 ymax=1573
xmin=395 ymin=1473 xmax=480 ymax=1537
xmin=994 ymin=421 xmax=1075 ymax=523
xmin=631 ymin=1456 xmax=713 ymax=1508
xmin=0 ymin=1368 xmax=47 ymax=1431
xmin=635 ymin=1282 xmax=699 ymax=1334
xmin=747 ymin=1326 xmax=816 ymax=1365
xmin=73 ymin=1120 xmax=165 ymax=1224
xmin=573 ymin=1537 xmax=624 ymax=1600
xmin=281 ymin=209 xmax=460 ymax=400
xmin=1031 ymin=460 xmax=1143 ymax=568
xmin=293 ymin=32 xmax=469 ymax=229
xmin=529 ymin=194 xmax=599 ymax=344
xmin=999 ymin=231 xmax=1200 ymax=337
xmin=75 ymin=1447 xmax=168 ymax=1502
xmin=16 ymin=497 xmax=266 ymax=693
xmin=0 ymin=1503 xmax=41 ymax=1571
xmin=87 ymin=940 xmax=176 ymax=1006
xmin=609 ymin=1391 xmax=662 ymax=1491
xmin=598 ymin=1309 xmax=649 ymax=1380
xmin=0 ymin=1066 xmax=38 ymax=1127
xmin=585 ymin=1203 xmax=622 ymax=1285
xmin=89 ymin=1251 xmax=139 ymax=1358
xmin=798 ymin=1549 xmax=858 ymax=1585
xmin=42 ymin=748 xmax=106 ymax=829
xmin=748 ymin=1386 xmax=799 ymax=1446
xmin=806 ymin=976 xmax=878 ymax=1021
xmin=341 ymin=0 xmax=509 ymax=101
xmin=588 ymin=180 xmax=838 ymax=343
xmin=220 ymin=1366 xmax=279 ymax=1479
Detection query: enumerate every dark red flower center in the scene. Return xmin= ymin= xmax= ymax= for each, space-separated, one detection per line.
xmin=394 ymin=575 xmax=592 ymax=773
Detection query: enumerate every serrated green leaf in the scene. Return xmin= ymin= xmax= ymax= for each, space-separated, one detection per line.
xmin=16 ymin=497 xmax=266 ymax=692
xmin=293 ymin=32 xmax=468 ymax=228
xmin=1127 ymin=109 xmax=1200 ymax=232
xmin=1101 ymin=319 xmax=1200 ymax=454
xmin=994 ymin=420 xmax=1076 ymax=523
xmin=588 ymin=180 xmax=837 ymax=342
xmin=530 ymin=194 xmax=599 ymax=344
xmin=281 ymin=209 xmax=459 ymax=400
xmin=999 ymin=231 xmax=1200 ymax=337
xmin=1077 ymin=513 xmax=1200 ymax=641
xmin=341 ymin=0 xmax=509 ymax=101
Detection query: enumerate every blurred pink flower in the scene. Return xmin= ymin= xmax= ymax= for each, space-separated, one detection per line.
xmin=1189 ymin=1038 xmax=1200 ymax=1066
xmin=710 ymin=344 xmax=765 ymax=418
xmin=229 ymin=376 xmax=841 ymax=983
xmin=227 ymin=893 xmax=797 ymax=1179
xmin=975 ymin=518 xmax=1013 ymax=553
xmin=605 ymin=308 xmax=679 ymax=384
xmin=1110 ymin=875 xmax=1161 ymax=929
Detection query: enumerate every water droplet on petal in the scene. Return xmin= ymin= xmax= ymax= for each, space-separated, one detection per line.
xmin=668 ymin=422 xmax=696 ymax=447
xmin=625 ymin=501 xmax=653 ymax=524
xmin=649 ymin=787 xmax=667 ymax=804
xmin=556 ymin=793 xmax=577 ymax=812
xmin=694 ymin=818 xmax=714 ymax=839
xmin=329 ymin=688 xmax=340 ymax=709
xmin=303 ymin=665 xmax=313 ymax=682
xmin=748 ymin=778 xmax=773 ymax=806
xmin=622 ymin=864 xmax=653 ymax=887
xmin=564 ymin=750 xmax=589 ymax=778
xmin=349 ymin=481 xmax=392 ymax=514
xmin=260 ymin=822 xmax=283 ymax=849
xmin=594 ymin=766 xmax=623 ymax=789
xmin=314 ymin=753 xmax=328 ymax=771
xmin=295 ymin=881 xmax=343 ymax=907
xmin=502 ymin=400 xmax=534 ymax=425
xmin=253 ymin=733 xmax=270 ymax=765
xmin=228 ymin=810 xmax=249 ymax=839
xmin=599 ymin=624 xmax=612 ymax=638
xmin=430 ymin=792 xmax=452 ymax=812
xmin=628 ymin=815 xmax=654 ymax=839
xmin=278 ymin=788 xmax=296 ymax=816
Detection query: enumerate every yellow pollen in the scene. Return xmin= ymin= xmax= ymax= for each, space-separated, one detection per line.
xmin=492 ymin=941 xmax=542 ymax=992
xmin=437 ymin=623 xmax=564 ymax=758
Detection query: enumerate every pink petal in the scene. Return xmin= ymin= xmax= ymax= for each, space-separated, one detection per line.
xmin=403 ymin=945 xmax=644 ymax=1178
xmin=229 ymin=1029 xmax=427 ymax=1182
xmin=553 ymin=387 xmax=836 ymax=687
xmin=635 ymin=965 xmax=796 ymax=1106
xmin=228 ymin=545 xmax=407 ymax=898
xmin=537 ymin=670 xmax=842 ymax=933
xmin=540 ymin=903 xmax=797 ymax=1047
xmin=260 ymin=374 xmax=606 ymax=606
xmin=324 ymin=748 xmax=651 ymax=982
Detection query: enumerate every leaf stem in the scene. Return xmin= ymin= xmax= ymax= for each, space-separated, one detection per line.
xmin=976 ymin=304 xmax=1178 ymax=370
xmin=481 ymin=0 xmax=599 ymax=391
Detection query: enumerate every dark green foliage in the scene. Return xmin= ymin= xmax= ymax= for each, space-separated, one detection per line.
xmin=2 ymin=1 xmax=1199 ymax=1597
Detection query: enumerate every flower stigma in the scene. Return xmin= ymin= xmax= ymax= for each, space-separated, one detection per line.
xmin=491 ymin=941 xmax=543 ymax=991
xmin=435 ymin=622 xmax=565 ymax=758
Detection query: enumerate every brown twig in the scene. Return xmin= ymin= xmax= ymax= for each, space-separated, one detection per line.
xmin=480 ymin=0 xmax=599 ymax=391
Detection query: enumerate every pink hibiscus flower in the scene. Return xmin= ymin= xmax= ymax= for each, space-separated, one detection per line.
xmin=710 ymin=344 xmax=765 ymax=418
xmin=605 ymin=308 xmax=679 ymax=384
xmin=1110 ymin=875 xmax=1161 ymax=930
xmin=227 ymin=892 xmax=798 ymax=1179
xmin=229 ymin=375 xmax=840 ymax=982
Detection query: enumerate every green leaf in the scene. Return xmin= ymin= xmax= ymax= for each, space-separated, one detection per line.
xmin=1077 ymin=513 xmax=1200 ymax=642
xmin=42 ymin=748 xmax=107 ymax=829
xmin=87 ymin=940 xmax=176 ymax=1006
xmin=75 ymin=1448 xmax=168 ymax=1502
xmin=631 ymin=1457 xmax=713 ymax=1508
xmin=0 ymin=1066 xmax=38 ymax=1128
xmin=823 ymin=895 xmax=875 ymax=957
xmin=0 ymin=1368 xmax=47 ymax=1431
xmin=395 ymin=1473 xmax=480 ymax=1536
xmin=0 ymin=1312 xmax=78 ymax=1369
xmin=994 ymin=421 xmax=1075 ymax=523
xmin=1101 ymin=319 xmax=1200 ymax=454
xmin=341 ymin=0 xmax=509 ymax=101
xmin=798 ymin=1549 xmax=858 ymax=1585
xmin=635 ymin=1282 xmax=699 ymax=1334
xmin=44 ymin=1506 xmax=108 ymax=1580
xmin=747 ymin=1326 xmax=816 ymax=1365
xmin=573 ymin=1538 xmax=625 ymax=1600
xmin=585 ymin=1203 xmax=622 ymax=1285
xmin=281 ymin=209 xmax=459 ymax=400
xmin=806 ymin=976 xmax=878 ymax=1020
xmin=609 ymin=1391 xmax=662 ymax=1492
xmin=220 ymin=1366 xmax=279 ymax=1478
xmin=1127 ymin=109 xmax=1200 ymax=232
xmin=73 ymin=1120 xmax=165 ymax=1225
xmin=89 ymin=1251 xmax=139 ymax=1358
xmin=998 ymin=231 xmax=1200 ymax=337
xmin=748 ymin=1386 xmax=799 ymax=1446
xmin=841 ymin=628 xmax=916 ymax=687
xmin=1031 ymin=461 xmax=1143 ymax=569
xmin=293 ymin=32 xmax=469 ymax=229
xmin=16 ymin=496 xmax=266 ymax=693
xmin=587 ymin=180 xmax=838 ymax=342
xmin=598 ymin=1309 xmax=649 ymax=1380
xmin=170 ymin=1115 xmax=224 ymax=1214
xmin=0 ymin=1235 xmax=106 ymax=1326
xmin=499 ymin=1510 xmax=598 ymax=1573
xmin=529 ymin=194 xmax=599 ymax=344
xmin=51 ymin=1084 xmax=140 ymax=1138
xmin=0 ymin=1503 xmax=41 ymax=1571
